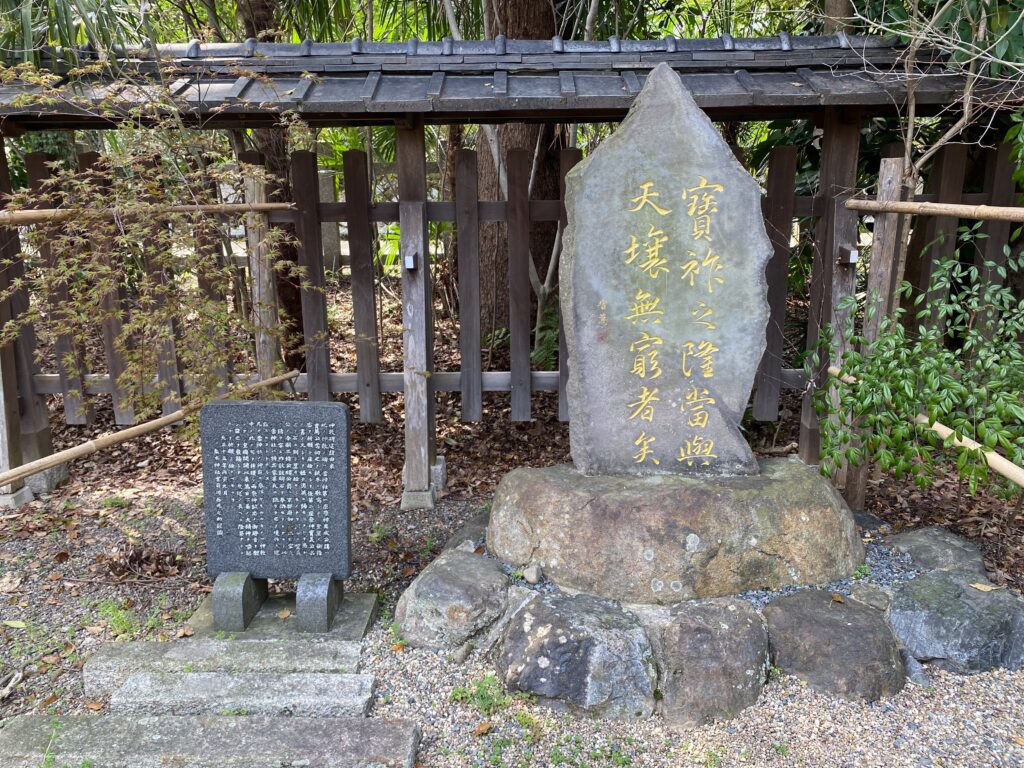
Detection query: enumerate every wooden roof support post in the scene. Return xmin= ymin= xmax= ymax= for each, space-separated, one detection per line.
xmin=291 ymin=150 xmax=331 ymax=402
xmin=0 ymin=145 xmax=62 ymax=494
xmin=799 ymin=108 xmax=861 ymax=467
xmin=507 ymin=149 xmax=532 ymax=423
xmin=397 ymin=118 xmax=441 ymax=510
xmin=0 ymin=183 xmax=29 ymax=506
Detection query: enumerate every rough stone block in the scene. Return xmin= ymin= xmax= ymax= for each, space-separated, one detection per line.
xmin=109 ymin=671 xmax=375 ymax=717
xmin=191 ymin=592 xmax=377 ymax=642
xmin=212 ymin=572 xmax=268 ymax=632
xmin=764 ymin=590 xmax=905 ymax=701
xmin=297 ymin=573 xmax=343 ymax=633
xmin=887 ymin=526 xmax=988 ymax=579
xmin=395 ymin=550 xmax=509 ymax=649
xmin=489 ymin=458 xmax=864 ymax=604
xmin=0 ymin=715 xmax=420 ymax=768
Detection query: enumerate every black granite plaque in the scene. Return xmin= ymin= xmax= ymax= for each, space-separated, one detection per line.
xmin=201 ymin=401 xmax=350 ymax=580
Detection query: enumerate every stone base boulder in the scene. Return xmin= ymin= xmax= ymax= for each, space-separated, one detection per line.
xmin=494 ymin=592 xmax=656 ymax=719
xmin=488 ymin=458 xmax=863 ymax=605
xmin=888 ymin=527 xmax=987 ymax=579
xmin=394 ymin=551 xmax=508 ymax=649
xmin=888 ymin=571 xmax=1024 ymax=673
xmin=658 ymin=599 xmax=769 ymax=727
xmin=765 ymin=590 xmax=905 ymax=701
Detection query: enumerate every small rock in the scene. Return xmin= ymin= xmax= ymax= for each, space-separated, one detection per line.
xmin=888 ymin=527 xmax=988 ymax=579
xmin=659 ymin=599 xmax=769 ymax=726
xmin=523 ymin=564 xmax=543 ymax=585
xmin=764 ymin=590 xmax=905 ymax=701
xmin=850 ymin=582 xmax=892 ymax=612
xmin=394 ymin=550 xmax=508 ymax=649
xmin=901 ymin=649 xmax=931 ymax=687
xmin=443 ymin=510 xmax=490 ymax=552
xmin=494 ymin=592 xmax=656 ymax=719
xmin=888 ymin=571 xmax=1024 ymax=673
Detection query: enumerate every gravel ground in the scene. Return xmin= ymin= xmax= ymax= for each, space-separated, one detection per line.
xmin=364 ymin=620 xmax=1024 ymax=768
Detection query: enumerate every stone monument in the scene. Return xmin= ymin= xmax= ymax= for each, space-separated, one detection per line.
xmin=201 ymin=401 xmax=351 ymax=632
xmin=488 ymin=63 xmax=863 ymax=605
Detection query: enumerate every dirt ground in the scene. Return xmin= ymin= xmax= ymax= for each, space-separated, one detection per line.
xmin=1 ymin=280 xmax=1021 ymax=722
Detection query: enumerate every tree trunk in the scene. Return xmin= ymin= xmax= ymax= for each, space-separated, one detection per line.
xmin=477 ymin=0 xmax=559 ymax=361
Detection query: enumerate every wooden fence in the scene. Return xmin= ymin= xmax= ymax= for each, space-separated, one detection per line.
xmin=0 ymin=120 xmax=1019 ymax=509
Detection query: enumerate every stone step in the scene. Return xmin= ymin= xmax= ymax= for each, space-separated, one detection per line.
xmin=84 ymin=637 xmax=362 ymax=698
xmin=0 ymin=714 xmax=419 ymax=768
xmin=189 ymin=591 xmax=378 ymax=641
xmin=109 ymin=671 xmax=375 ymax=717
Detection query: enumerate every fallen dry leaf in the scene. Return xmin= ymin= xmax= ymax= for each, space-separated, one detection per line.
xmin=0 ymin=573 xmax=22 ymax=593
xmin=85 ymin=701 xmax=104 ymax=711
xmin=176 ymin=626 xmax=194 ymax=638
xmin=278 ymin=609 xmax=291 ymax=620
xmin=2 ymin=620 xmax=26 ymax=629
xmin=1013 ymin=736 xmax=1024 ymax=747
xmin=969 ymin=583 xmax=1003 ymax=592
xmin=831 ymin=593 xmax=845 ymax=604
xmin=473 ymin=721 xmax=494 ymax=737
xmin=37 ymin=694 xmax=58 ymax=709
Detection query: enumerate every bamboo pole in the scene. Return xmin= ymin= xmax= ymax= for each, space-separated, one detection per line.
xmin=0 ymin=203 xmax=294 ymax=227
xmin=846 ymin=198 xmax=1024 ymax=223
xmin=0 ymin=370 xmax=299 ymax=491
xmin=827 ymin=366 xmax=1024 ymax=489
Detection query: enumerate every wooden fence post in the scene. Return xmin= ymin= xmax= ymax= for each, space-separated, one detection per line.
xmin=844 ymin=155 xmax=906 ymax=510
xmin=24 ymin=152 xmax=93 ymax=426
xmin=397 ymin=119 xmax=439 ymax=510
xmin=0 ymin=257 xmax=29 ymax=506
xmin=343 ymin=149 xmax=383 ymax=423
xmin=978 ymin=143 xmax=1017 ymax=287
xmin=558 ymin=148 xmax=582 ymax=423
xmin=798 ymin=108 xmax=861 ymax=466
xmin=753 ymin=145 xmax=797 ymax=422
xmin=77 ymin=151 xmax=136 ymax=424
xmin=291 ymin=150 xmax=331 ymax=402
xmin=507 ymin=150 xmax=532 ymax=422
xmin=830 ymin=191 xmax=860 ymax=491
xmin=455 ymin=149 xmax=482 ymax=422
xmin=240 ymin=151 xmax=282 ymax=391
xmin=0 ymin=144 xmax=62 ymax=494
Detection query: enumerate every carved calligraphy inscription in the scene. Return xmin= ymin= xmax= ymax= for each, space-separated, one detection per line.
xmin=561 ymin=63 xmax=772 ymax=475
xmin=201 ymin=401 xmax=351 ymax=578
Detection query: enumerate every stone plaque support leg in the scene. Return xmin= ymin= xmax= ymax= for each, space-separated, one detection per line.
xmin=296 ymin=573 xmax=343 ymax=633
xmin=212 ymin=572 xmax=268 ymax=632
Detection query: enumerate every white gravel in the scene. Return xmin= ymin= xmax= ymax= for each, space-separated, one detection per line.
xmin=363 ymin=619 xmax=1024 ymax=768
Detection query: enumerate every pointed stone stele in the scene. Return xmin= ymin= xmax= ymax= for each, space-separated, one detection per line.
xmin=562 ymin=61 xmax=772 ymax=476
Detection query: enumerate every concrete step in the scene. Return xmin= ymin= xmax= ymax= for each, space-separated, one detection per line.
xmin=84 ymin=637 xmax=361 ymax=698
xmin=109 ymin=671 xmax=375 ymax=717
xmin=0 ymin=714 xmax=419 ymax=768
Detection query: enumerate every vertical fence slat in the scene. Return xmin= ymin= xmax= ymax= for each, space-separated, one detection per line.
xmin=240 ymin=151 xmax=281 ymax=392
xmin=397 ymin=121 xmax=436 ymax=506
xmin=78 ymin=151 xmax=136 ymax=424
xmin=798 ymin=109 xmax=861 ymax=465
xmin=978 ymin=143 xmax=1016 ymax=286
xmin=25 ymin=152 xmax=93 ymax=426
xmin=558 ymin=147 xmax=582 ymax=423
xmin=141 ymin=158 xmax=183 ymax=416
xmin=455 ymin=148 xmax=482 ymax=422
xmin=344 ymin=149 xmax=383 ymax=423
xmin=753 ymin=145 xmax=797 ymax=422
xmin=904 ymin=144 xmax=967 ymax=329
xmin=830 ymin=192 xmax=860 ymax=493
xmin=507 ymin=149 xmax=532 ymax=422
xmin=291 ymin=150 xmax=331 ymax=402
